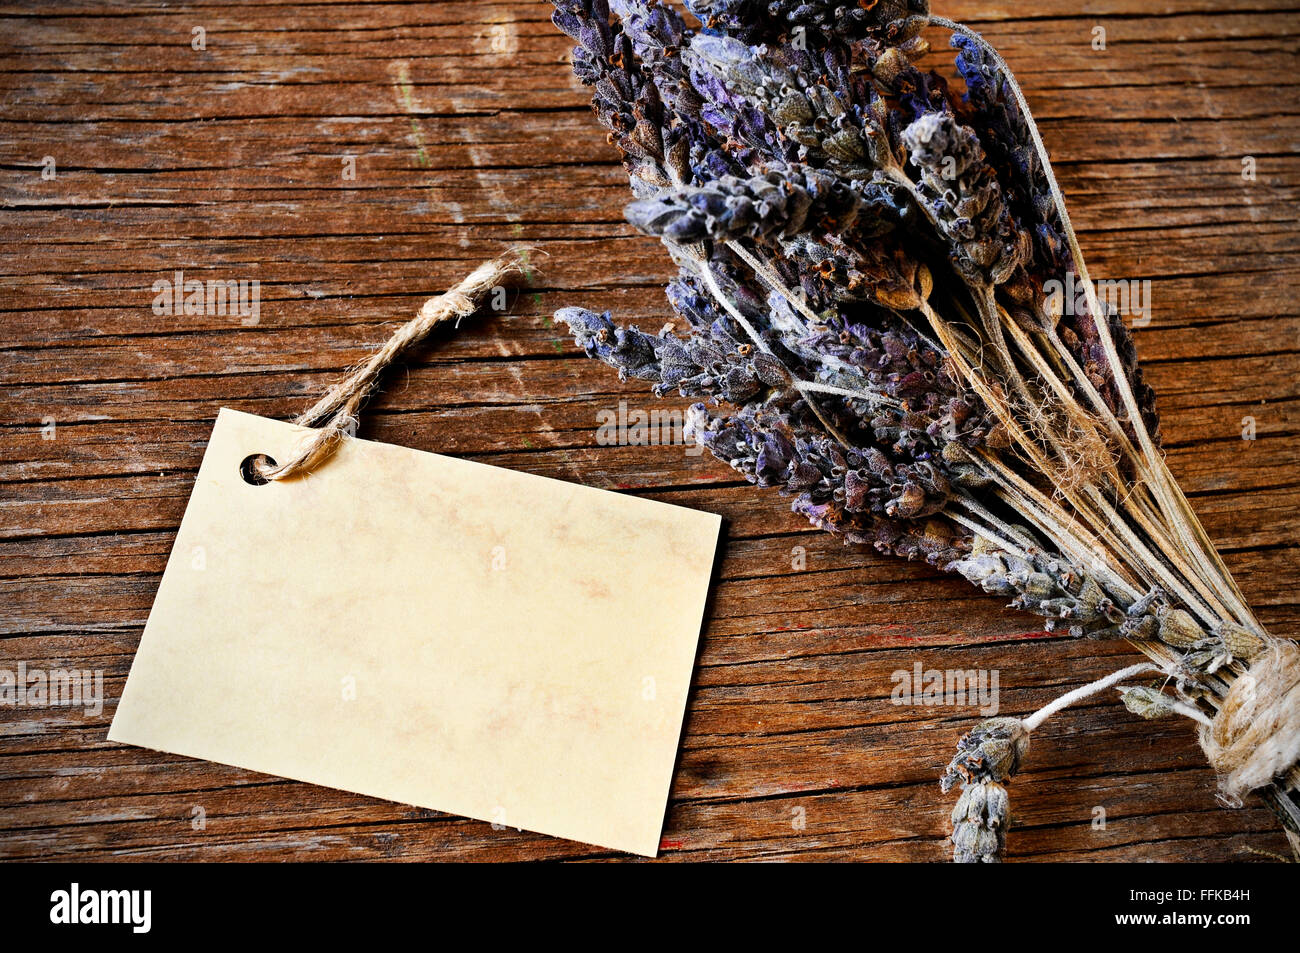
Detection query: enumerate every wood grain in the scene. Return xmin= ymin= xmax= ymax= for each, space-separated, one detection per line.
xmin=1 ymin=0 xmax=1297 ymax=862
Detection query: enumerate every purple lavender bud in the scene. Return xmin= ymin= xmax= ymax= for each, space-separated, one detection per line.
xmin=555 ymin=307 xmax=663 ymax=383
xmin=625 ymin=164 xmax=864 ymax=243
xmin=556 ymin=308 xmax=791 ymax=403
xmin=902 ymin=111 xmax=1028 ymax=284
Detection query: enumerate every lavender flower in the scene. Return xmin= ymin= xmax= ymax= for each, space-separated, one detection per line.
xmin=901 ymin=111 xmax=1028 ymax=285
xmin=556 ymin=306 xmax=790 ymax=402
xmin=625 ymin=163 xmax=865 ymax=243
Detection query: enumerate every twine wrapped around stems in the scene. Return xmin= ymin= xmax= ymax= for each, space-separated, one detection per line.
xmin=256 ymin=250 xmax=531 ymax=482
xmin=1202 ymin=638 xmax=1300 ymax=805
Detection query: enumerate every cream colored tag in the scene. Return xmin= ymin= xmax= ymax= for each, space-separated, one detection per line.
xmin=109 ymin=408 xmax=720 ymax=856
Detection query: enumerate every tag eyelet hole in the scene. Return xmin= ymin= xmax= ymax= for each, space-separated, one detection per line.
xmin=240 ymin=453 xmax=277 ymax=486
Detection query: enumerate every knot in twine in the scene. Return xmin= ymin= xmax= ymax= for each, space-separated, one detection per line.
xmin=256 ymin=250 xmax=532 ymax=482
xmin=1200 ymin=637 xmax=1300 ymax=805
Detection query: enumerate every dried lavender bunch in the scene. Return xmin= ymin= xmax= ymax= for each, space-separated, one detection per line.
xmin=549 ymin=0 xmax=1300 ymax=861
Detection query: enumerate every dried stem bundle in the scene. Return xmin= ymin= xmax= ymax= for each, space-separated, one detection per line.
xmin=547 ymin=0 xmax=1300 ymax=860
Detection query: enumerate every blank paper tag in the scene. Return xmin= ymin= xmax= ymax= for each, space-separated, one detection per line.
xmin=109 ymin=408 xmax=720 ymax=856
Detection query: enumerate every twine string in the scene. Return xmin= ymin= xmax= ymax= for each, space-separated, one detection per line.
xmin=1201 ymin=638 xmax=1300 ymax=804
xmin=257 ymin=251 xmax=529 ymax=482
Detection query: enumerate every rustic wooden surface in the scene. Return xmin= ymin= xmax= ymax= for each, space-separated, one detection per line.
xmin=1 ymin=0 xmax=1297 ymax=862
